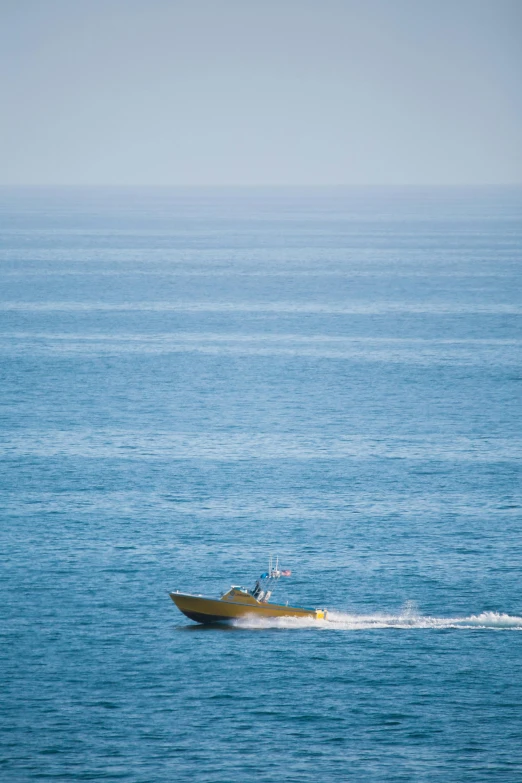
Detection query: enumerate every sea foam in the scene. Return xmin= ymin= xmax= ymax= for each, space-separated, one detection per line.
xmin=232 ymin=607 xmax=522 ymax=631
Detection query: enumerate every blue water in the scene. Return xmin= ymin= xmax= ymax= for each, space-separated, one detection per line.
xmin=1 ymin=186 xmax=521 ymax=782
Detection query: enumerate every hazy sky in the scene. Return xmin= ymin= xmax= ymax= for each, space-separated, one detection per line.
xmin=1 ymin=0 xmax=521 ymax=185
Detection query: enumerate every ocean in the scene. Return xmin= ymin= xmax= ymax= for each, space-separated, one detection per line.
xmin=1 ymin=186 xmax=521 ymax=781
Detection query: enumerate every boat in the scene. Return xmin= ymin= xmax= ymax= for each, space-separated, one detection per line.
xmin=170 ymin=558 xmax=328 ymax=624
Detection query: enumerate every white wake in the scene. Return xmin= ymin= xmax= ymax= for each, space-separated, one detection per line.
xmin=232 ymin=604 xmax=522 ymax=631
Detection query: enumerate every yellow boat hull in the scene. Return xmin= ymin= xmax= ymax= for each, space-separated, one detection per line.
xmin=170 ymin=591 xmax=326 ymax=624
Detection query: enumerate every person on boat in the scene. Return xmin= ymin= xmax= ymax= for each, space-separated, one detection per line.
xmin=251 ymin=580 xmax=263 ymax=599
xmin=251 ymin=571 xmax=270 ymax=600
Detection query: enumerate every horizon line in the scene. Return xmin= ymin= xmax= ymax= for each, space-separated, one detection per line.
xmin=1 ymin=182 xmax=521 ymax=189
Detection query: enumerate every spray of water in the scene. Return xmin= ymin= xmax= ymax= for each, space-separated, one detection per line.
xmin=232 ymin=604 xmax=522 ymax=631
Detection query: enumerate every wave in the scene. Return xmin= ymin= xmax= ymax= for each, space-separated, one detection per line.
xmin=232 ymin=605 xmax=522 ymax=631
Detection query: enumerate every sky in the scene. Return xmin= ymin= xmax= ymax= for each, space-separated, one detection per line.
xmin=0 ymin=0 xmax=521 ymax=186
